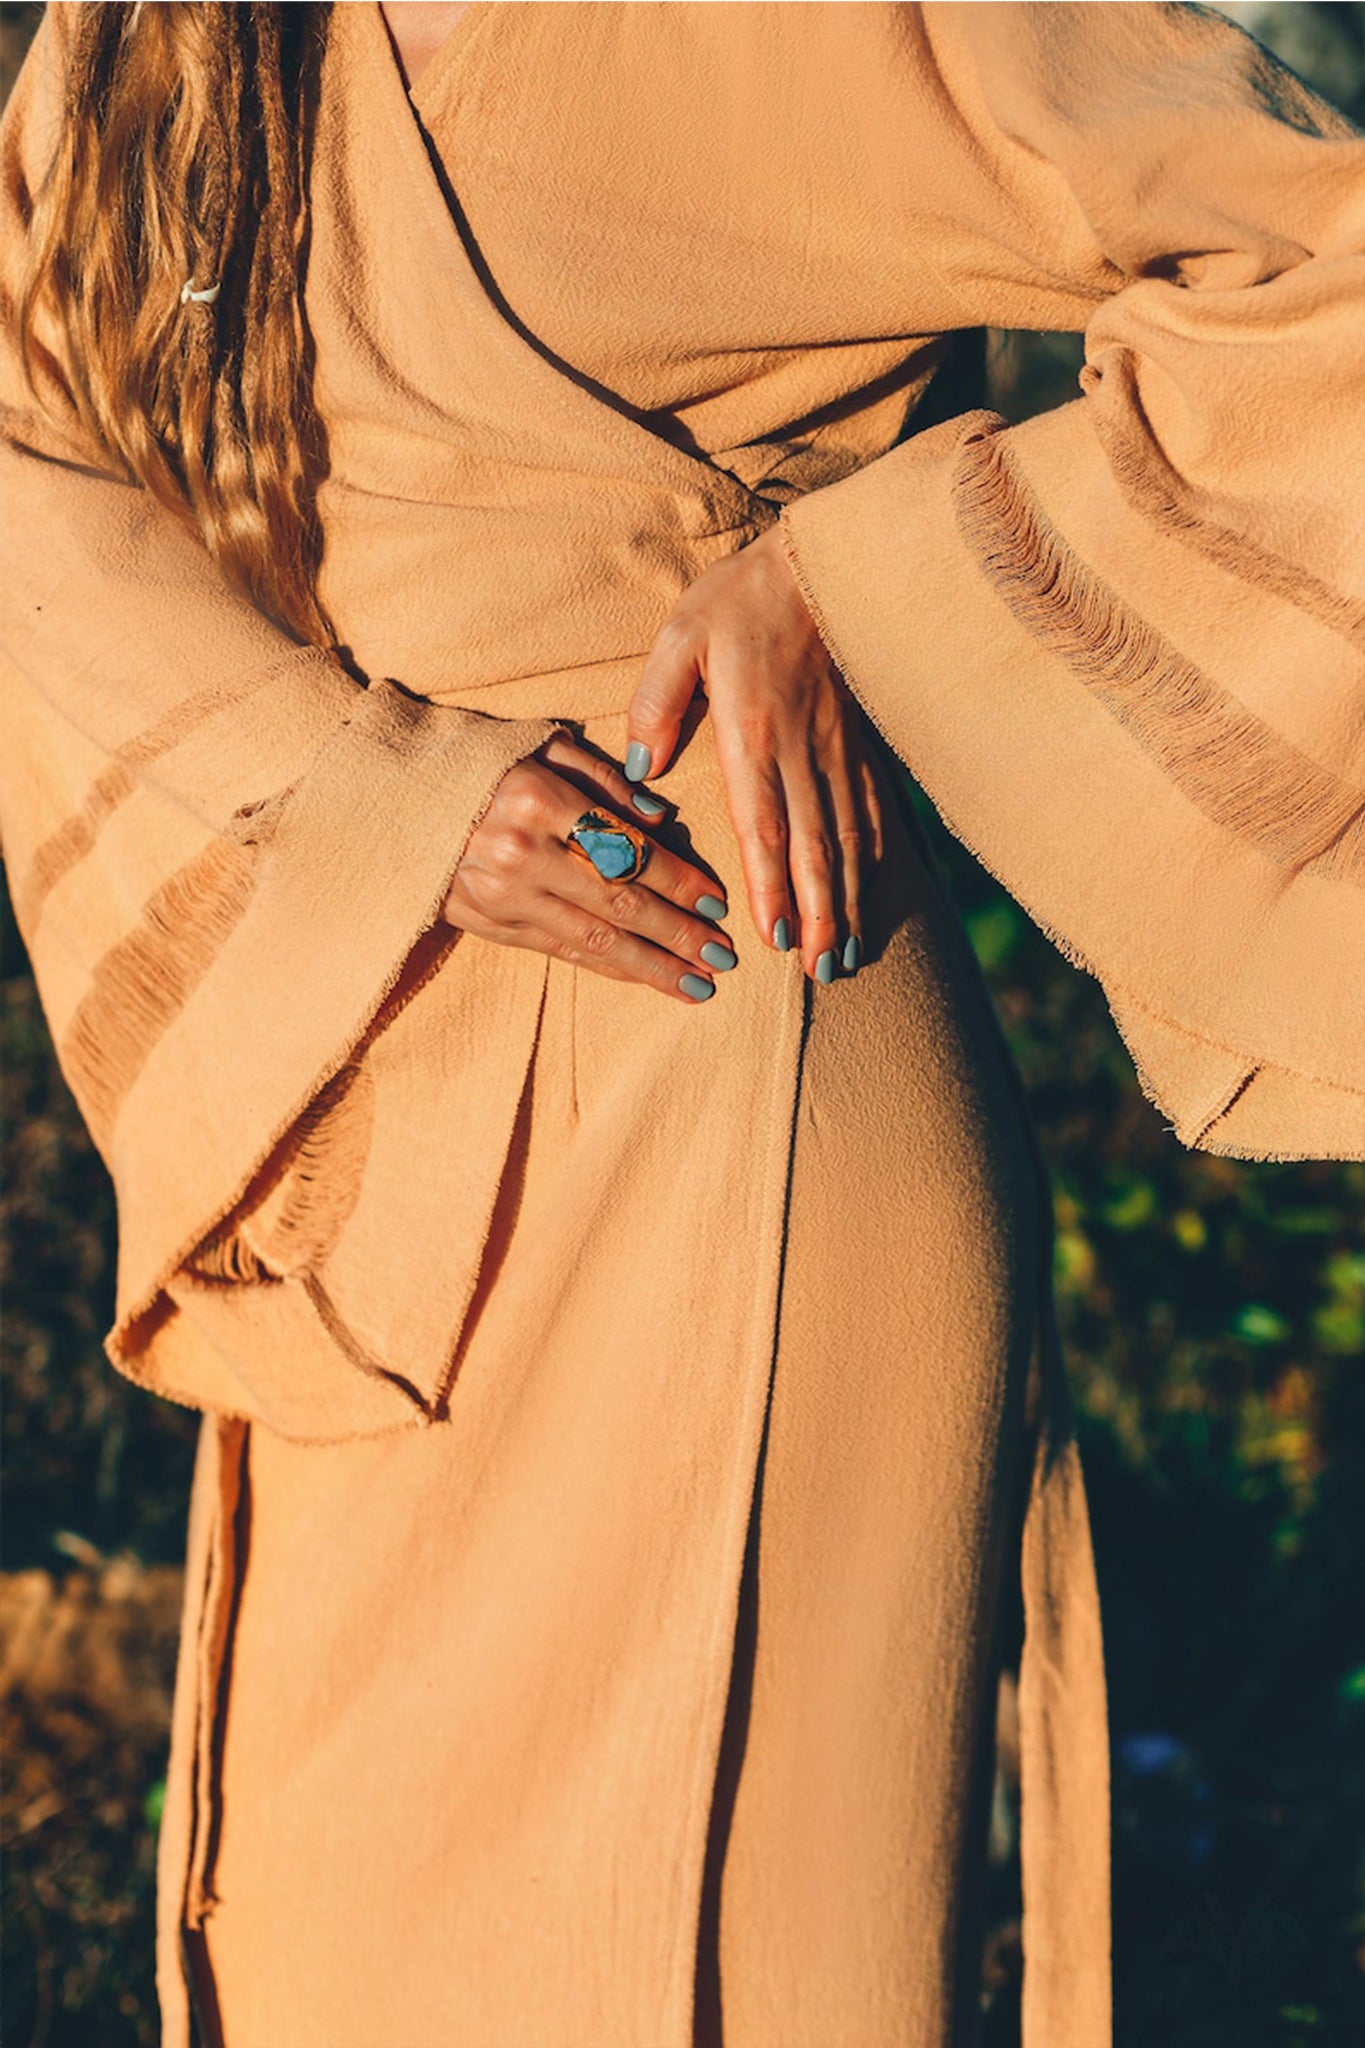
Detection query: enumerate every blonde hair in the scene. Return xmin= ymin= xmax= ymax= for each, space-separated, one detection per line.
xmin=19 ymin=1 xmax=333 ymax=646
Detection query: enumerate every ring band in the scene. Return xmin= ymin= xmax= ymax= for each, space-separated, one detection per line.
xmin=565 ymin=808 xmax=653 ymax=884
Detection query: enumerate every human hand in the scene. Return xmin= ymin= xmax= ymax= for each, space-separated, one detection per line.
xmin=623 ymin=523 xmax=885 ymax=983
xmin=440 ymin=734 xmax=736 ymax=1004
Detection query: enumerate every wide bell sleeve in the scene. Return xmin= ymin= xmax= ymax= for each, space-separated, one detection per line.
xmin=779 ymin=0 xmax=1365 ymax=1162
xmin=0 ymin=8 xmax=568 ymax=1432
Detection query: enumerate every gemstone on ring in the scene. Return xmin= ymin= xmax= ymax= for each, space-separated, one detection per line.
xmin=566 ymin=809 xmax=650 ymax=882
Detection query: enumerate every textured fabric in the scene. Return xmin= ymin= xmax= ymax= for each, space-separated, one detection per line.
xmin=1 ymin=4 xmax=1360 ymax=2045
xmin=197 ymin=761 xmax=1055 ymax=2048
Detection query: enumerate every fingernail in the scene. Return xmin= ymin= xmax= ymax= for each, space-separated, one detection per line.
xmin=625 ymin=741 xmax=652 ymax=782
xmin=842 ymin=934 xmax=862 ymax=973
xmin=815 ymin=949 xmax=837 ymax=985
xmin=679 ymin=972 xmax=715 ymax=1002
xmin=772 ymin=916 xmax=792 ymax=952
xmin=696 ymin=892 xmax=728 ymax=921
xmin=631 ymin=789 xmax=666 ymax=818
xmin=700 ymin=940 xmax=737 ymax=972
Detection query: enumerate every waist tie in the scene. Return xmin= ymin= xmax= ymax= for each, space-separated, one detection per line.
xmin=157 ymin=1413 xmax=249 ymax=2048
xmin=1018 ymin=1301 xmax=1113 ymax=2046
xmin=420 ymin=653 xmax=648 ymax=727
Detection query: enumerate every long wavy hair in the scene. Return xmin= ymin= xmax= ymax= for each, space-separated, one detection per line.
xmin=19 ymin=1 xmax=332 ymax=646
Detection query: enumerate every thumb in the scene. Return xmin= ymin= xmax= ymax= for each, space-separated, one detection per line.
xmin=625 ymin=621 xmax=703 ymax=783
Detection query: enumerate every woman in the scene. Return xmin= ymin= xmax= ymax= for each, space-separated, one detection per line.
xmin=1 ymin=4 xmax=1360 ymax=2044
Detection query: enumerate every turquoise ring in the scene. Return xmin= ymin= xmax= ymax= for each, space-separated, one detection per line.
xmin=565 ymin=808 xmax=652 ymax=884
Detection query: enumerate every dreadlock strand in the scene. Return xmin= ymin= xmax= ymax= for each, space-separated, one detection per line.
xmin=18 ymin=2 xmax=332 ymax=647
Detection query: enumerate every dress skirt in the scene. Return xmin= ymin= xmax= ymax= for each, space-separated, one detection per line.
xmin=174 ymin=708 xmax=1057 ymax=2048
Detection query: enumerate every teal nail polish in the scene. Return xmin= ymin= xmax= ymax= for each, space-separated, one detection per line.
xmin=679 ymin=972 xmax=714 ymax=1002
xmin=696 ymin=893 xmax=728 ymax=921
xmin=624 ymin=741 xmax=652 ymax=782
xmin=631 ymin=789 xmax=666 ymax=818
xmin=842 ymin=934 xmax=862 ymax=973
xmin=700 ymin=940 xmax=737 ymax=972
xmin=815 ymin=949 xmax=837 ymax=985
xmin=772 ymin=916 xmax=792 ymax=952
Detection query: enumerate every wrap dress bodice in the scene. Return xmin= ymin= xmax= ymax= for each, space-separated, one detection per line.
xmin=307 ymin=0 xmax=940 ymax=713
xmin=2 ymin=5 xmax=1362 ymax=2045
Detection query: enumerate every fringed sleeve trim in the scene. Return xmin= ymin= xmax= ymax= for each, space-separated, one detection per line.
xmin=949 ymin=420 xmax=1365 ymax=884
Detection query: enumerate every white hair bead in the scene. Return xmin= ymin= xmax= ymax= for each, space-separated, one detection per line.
xmin=180 ymin=278 xmax=221 ymax=307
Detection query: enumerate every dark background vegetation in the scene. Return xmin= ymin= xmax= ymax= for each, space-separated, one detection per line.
xmin=2 ymin=4 xmax=1362 ymax=2045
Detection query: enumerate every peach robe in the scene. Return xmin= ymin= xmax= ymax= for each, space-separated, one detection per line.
xmin=2 ymin=4 xmax=1362 ymax=2045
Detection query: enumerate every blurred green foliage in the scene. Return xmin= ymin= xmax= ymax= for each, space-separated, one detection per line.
xmin=2 ymin=4 xmax=1363 ymax=2047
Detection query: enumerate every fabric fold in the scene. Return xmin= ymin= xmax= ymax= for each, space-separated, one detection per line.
xmin=778 ymin=397 xmax=1363 ymax=1159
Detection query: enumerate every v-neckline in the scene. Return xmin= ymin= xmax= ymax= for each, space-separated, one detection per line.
xmin=343 ymin=0 xmax=764 ymax=538
xmin=377 ymin=0 xmax=498 ymax=114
